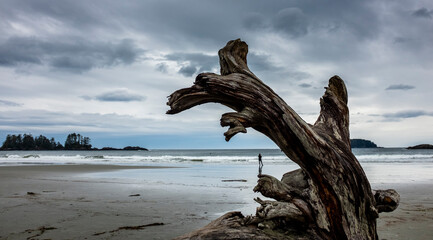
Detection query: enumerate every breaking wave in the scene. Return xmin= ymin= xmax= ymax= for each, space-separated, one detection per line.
xmin=0 ymin=148 xmax=432 ymax=166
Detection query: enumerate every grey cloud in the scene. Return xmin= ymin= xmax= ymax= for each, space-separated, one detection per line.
xmin=80 ymin=95 xmax=92 ymax=101
xmin=1 ymin=0 xmax=387 ymax=66
xmin=165 ymin=53 xmax=218 ymax=73
xmin=385 ymin=84 xmax=415 ymax=90
xmin=106 ymin=1 xmax=246 ymax=47
xmin=242 ymin=8 xmax=309 ymax=38
xmin=238 ymin=1 xmax=382 ymax=65
xmin=164 ymin=52 xmax=217 ymax=77
xmin=0 ymin=37 xmax=42 ymax=66
xmin=0 ymin=0 xmax=116 ymax=33
xmin=248 ymin=53 xmax=311 ymax=81
xmin=0 ymin=99 xmax=22 ymax=107
xmin=0 ymin=109 xmax=91 ymax=128
xmin=50 ymin=56 xmax=93 ymax=72
xmin=0 ymin=109 xmax=180 ymax=135
xmin=242 ymin=1 xmax=379 ymax=40
xmin=299 ymin=83 xmax=312 ymax=88
xmin=309 ymin=1 xmax=380 ymax=40
xmin=0 ymin=0 xmax=431 ymax=148
xmin=383 ymin=110 xmax=433 ymax=119
xmin=90 ymin=89 xmax=145 ymax=102
xmin=156 ymin=63 xmax=169 ymax=73
xmin=286 ymin=71 xmax=312 ymax=81
xmin=248 ymin=53 xmax=280 ymax=72
xmin=273 ymin=8 xmax=309 ymax=38
xmin=0 ymin=37 xmax=143 ymax=73
xmin=2 ymin=0 xmax=384 ymax=49
xmin=393 ymin=37 xmax=410 ymax=44
xmin=243 ymin=12 xmax=268 ymax=30
xmin=164 ymin=51 xmax=298 ymax=77
xmin=0 ymin=110 xmax=123 ymax=132
xmin=412 ymin=8 xmax=433 ymax=19
xmin=178 ymin=65 xmax=197 ymax=77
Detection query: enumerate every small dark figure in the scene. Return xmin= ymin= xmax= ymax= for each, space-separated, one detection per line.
xmin=258 ymin=153 xmax=263 ymax=175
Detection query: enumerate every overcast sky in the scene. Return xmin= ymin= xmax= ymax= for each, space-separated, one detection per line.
xmin=0 ymin=0 xmax=432 ymax=148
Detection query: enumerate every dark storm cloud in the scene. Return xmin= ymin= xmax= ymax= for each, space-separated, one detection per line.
xmin=0 ymin=37 xmax=143 ymax=73
xmin=14 ymin=0 xmax=374 ymax=51
xmin=385 ymin=84 xmax=415 ymax=91
xmin=242 ymin=8 xmax=309 ymax=38
xmin=237 ymin=1 xmax=385 ymax=67
xmin=1 ymin=0 xmax=386 ymax=65
xmin=241 ymin=1 xmax=380 ymax=40
xmin=0 ymin=99 xmax=22 ymax=107
xmin=272 ymin=8 xmax=309 ymax=38
xmin=383 ymin=110 xmax=433 ymax=119
xmin=0 ymin=0 xmax=432 ymax=148
xmin=93 ymin=90 xmax=145 ymax=102
xmin=412 ymin=8 xmax=433 ymax=19
xmin=0 ymin=0 xmax=115 ymax=32
xmin=0 ymin=37 xmax=42 ymax=66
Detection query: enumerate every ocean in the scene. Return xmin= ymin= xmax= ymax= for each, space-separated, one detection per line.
xmin=1 ymin=148 xmax=432 ymax=185
xmin=1 ymin=148 xmax=432 ymax=165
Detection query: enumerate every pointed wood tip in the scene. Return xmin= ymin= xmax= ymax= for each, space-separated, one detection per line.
xmin=218 ymin=39 xmax=249 ymax=76
xmin=328 ymin=75 xmax=348 ymax=105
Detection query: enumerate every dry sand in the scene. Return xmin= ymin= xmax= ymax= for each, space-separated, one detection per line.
xmin=0 ymin=165 xmax=432 ymax=239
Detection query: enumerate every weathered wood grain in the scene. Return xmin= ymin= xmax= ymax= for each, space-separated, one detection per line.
xmin=167 ymin=39 xmax=398 ymax=240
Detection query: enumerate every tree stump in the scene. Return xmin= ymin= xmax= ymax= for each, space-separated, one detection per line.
xmin=167 ymin=39 xmax=399 ymax=240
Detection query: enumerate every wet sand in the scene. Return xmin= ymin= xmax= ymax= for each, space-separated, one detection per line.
xmin=0 ymin=164 xmax=432 ymax=239
xmin=0 ymin=165 xmax=249 ymax=240
xmin=375 ymin=183 xmax=433 ymax=239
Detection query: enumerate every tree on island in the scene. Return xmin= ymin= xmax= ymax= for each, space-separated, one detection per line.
xmin=22 ymin=134 xmax=36 ymax=150
xmin=64 ymin=133 xmax=92 ymax=150
xmin=1 ymin=134 xmax=23 ymax=150
xmin=350 ymin=139 xmax=378 ymax=148
xmin=1 ymin=134 xmax=64 ymax=150
xmin=1 ymin=133 xmax=148 ymax=151
xmin=167 ymin=39 xmax=399 ymax=239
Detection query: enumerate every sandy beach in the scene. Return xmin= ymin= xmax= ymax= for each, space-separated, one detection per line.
xmin=0 ymin=164 xmax=251 ymax=240
xmin=0 ymin=164 xmax=432 ymax=240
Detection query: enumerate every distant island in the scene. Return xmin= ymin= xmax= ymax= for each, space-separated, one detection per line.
xmin=350 ymin=139 xmax=378 ymax=148
xmin=0 ymin=133 xmax=147 ymax=151
xmin=100 ymin=146 xmax=148 ymax=151
xmin=407 ymin=144 xmax=433 ymax=149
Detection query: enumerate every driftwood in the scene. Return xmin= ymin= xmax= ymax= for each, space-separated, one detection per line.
xmin=167 ymin=39 xmax=399 ymax=240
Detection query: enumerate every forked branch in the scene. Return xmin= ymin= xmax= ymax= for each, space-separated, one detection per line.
xmin=167 ymin=39 xmax=397 ymax=240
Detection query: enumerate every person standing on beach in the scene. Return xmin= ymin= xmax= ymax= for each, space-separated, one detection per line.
xmin=258 ymin=153 xmax=263 ymax=175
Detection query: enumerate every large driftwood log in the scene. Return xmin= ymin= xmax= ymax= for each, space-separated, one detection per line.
xmin=167 ymin=39 xmax=399 ymax=240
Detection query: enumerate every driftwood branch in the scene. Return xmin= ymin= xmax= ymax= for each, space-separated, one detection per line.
xmin=167 ymin=39 xmax=399 ymax=240
xmin=373 ymin=189 xmax=400 ymax=213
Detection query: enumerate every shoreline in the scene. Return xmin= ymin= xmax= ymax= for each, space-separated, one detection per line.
xmin=0 ymin=164 xmax=432 ymax=239
xmin=0 ymin=164 xmax=178 ymax=172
